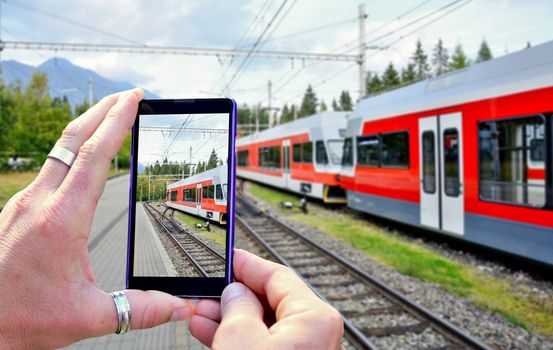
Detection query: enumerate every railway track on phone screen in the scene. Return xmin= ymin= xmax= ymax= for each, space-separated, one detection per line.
xmin=143 ymin=202 xmax=226 ymax=277
xmin=235 ymin=194 xmax=493 ymax=350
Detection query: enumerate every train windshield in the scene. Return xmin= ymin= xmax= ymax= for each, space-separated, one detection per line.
xmin=327 ymin=140 xmax=344 ymax=165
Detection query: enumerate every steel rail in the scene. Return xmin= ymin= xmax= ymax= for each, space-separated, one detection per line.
xmin=143 ymin=202 xmax=208 ymax=277
xmin=235 ymin=195 xmax=493 ymax=350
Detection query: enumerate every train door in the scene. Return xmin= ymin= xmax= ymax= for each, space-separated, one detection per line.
xmin=418 ymin=112 xmax=464 ymax=235
xmin=283 ymin=140 xmax=291 ymax=188
xmin=196 ymin=184 xmax=202 ymax=216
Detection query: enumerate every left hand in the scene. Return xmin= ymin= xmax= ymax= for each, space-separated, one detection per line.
xmin=0 ymin=89 xmax=194 ymax=349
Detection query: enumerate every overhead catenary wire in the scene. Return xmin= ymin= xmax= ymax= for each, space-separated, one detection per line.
xmin=220 ymin=0 xmax=290 ymax=96
xmin=3 ymin=0 xmax=145 ymax=45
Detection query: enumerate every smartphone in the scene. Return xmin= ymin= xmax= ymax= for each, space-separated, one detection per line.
xmin=127 ymin=98 xmax=236 ymax=298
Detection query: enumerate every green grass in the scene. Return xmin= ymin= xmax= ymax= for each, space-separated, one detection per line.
xmin=0 ymin=171 xmax=39 ymax=207
xmin=247 ymin=182 xmax=553 ymax=337
xmin=174 ymin=212 xmax=226 ymax=247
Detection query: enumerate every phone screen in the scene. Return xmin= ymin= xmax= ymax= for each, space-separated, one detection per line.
xmin=128 ymin=99 xmax=235 ymax=297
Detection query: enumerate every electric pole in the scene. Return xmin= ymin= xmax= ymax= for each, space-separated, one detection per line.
xmin=358 ymin=4 xmax=368 ymax=101
xmin=268 ymin=80 xmax=273 ymax=127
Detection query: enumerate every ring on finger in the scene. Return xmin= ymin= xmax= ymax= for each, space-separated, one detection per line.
xmin=110 ymin=291 xmax=131 ymax=334
xmin=48 ymin=145 xmax=77 ymax=167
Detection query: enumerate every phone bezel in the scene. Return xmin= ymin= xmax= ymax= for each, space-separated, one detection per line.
xmin=127 ymin=98 xmax=236 ymax=298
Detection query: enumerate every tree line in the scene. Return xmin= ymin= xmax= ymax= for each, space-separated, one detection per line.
xmin=143 ymin=149 xmax=224 ymax=177
xmin=237 ymin=38 xmax=510 ymax=136
xmin=0 ymin=72 xmax=131 ymax=171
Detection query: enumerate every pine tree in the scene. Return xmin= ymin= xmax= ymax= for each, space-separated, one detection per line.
xmin=432 ymin=39 xmax=449 ymax=76
xmin=338 ymin=91 xmax=353 ymax=111
xmin=382 ymin=62 xmax=401 ymax=90
xmin=207 ymin=149 xmax=219 ymax=170
xmin=319 ymin=99 xmax=328 ymax=112
xmin=331 ymin=98 xmax=340 ymax=111
xmin=290 ymin=104 xmax=298 ymax=120
xmin=299 ymin=85 xmax=317 ymax=117
xmin=280 ymin=104 xmax=293 ymax=124
xmin=476 ymin=39 xmax=493 ymax=63
xmin=366 ymin=73 xmax=383 ymax=95
xmin=448 ymin=43 xmax=470 ymax=70
xmin=411 ymin=39 xmax=430 ymax=81
xmin=401 ymin=63 xmax=417 ymax=85
xmin=237 ymin=103 xmax=252 ymax=136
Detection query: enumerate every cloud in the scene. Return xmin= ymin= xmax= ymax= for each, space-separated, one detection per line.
xmin=2 ymin=0 xmax=552 ymax=109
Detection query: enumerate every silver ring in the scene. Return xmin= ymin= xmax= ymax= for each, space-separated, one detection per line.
xmin=48 ymin=145 xmax=77 ymax=167
xmin=110 ymin=291 xmax=131 ymax=334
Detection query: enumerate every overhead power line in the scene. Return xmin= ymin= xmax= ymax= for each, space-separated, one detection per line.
xmin=220 ymin=0 xmax=291 ymax=96
xmin=0 ymin=40 xmax=358 ymax=62
xmin=4 ymin=0 xmax=144 ymax=45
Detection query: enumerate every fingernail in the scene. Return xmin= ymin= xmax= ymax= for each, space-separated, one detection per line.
xmin=221 ymin=283 xmax=247 ymax=305
xmin=170 ymin=307 xmax=192 ymax=322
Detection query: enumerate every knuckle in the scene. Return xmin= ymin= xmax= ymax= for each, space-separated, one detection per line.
xmin=60 ymin=120 xmax=81 ymax=141
xmin=8 ymin=188 xmax=35 ymax=213
xmin=78 ymin=136 xmax=101 ymax=160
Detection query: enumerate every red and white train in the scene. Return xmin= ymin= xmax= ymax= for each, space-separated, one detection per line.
xmin=166 ymin=165 xmax=228 ymax=225
xmin=236 ymin=41 xmax=553 ymax=266
xmin=340 ymin=41 xmax=553 ymax=266
xmin=236 ymin=111 xmax=350 ymax=203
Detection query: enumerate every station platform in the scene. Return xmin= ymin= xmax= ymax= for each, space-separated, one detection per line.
xmin=65 ymin=175 xmax=206 ymax=350
xmin=134 ymin=202 xmax=177 ymax=277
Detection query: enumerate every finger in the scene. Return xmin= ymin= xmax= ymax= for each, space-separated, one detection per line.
xmin=56 ymin=88 xmax=144 ymax=213
xmin=36 ymin=91 xmax=126 ymax=190
xmin=194 ymin=299 xmax=221 ymax=322
xmin=189 ymin=315 xmax=219 ymax=347
xmin=94 ymin=289 xmax=194 ymax=335
xmin=209 ymin=283 xmax=269 ymax=349
xmin=232 ymin=249 xmax=317 ymax=314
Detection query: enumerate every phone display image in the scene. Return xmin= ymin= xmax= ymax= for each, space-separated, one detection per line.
xmin=133 ymin=112 xmax=230 ymax=279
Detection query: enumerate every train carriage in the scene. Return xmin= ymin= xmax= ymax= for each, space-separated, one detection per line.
xmin=340 ymin=41 xmax=553 ymax=265
xmin=236 ymin=111 xmax=350 ymax=203
xmin=166 ymin=165 xmax=228 ymax=225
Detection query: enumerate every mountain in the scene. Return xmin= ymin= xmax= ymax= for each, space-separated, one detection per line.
xmin=137 ymin=162 xmax=147 ymax=174
xmin=1 ymin=58 xmax=159 ymax=108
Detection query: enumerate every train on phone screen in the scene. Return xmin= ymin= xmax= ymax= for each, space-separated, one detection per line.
xmin=166 ymin=165 xmax=228 ymax=225
xmin=236 ymin=41 xmax=553 ymax=266
xmin=236 ymin=111 xmax=350 ymax=203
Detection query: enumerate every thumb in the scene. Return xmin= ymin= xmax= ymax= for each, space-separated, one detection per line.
xmin=215 ymin=283 xmax=270 ymax=348
xmin=92 ymin=289 xmax=194 ymax=336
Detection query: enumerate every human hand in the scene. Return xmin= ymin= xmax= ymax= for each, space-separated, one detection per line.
xmin=189 ymin=249 xmax=344 ymax=349
xmin=0 ymin=89 xmax=194 ymax=349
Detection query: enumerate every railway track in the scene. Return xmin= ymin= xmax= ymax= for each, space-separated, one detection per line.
xmin=143 ymin=202 xmax=226 ymax=277
xmin=235 ymin=195 xmax=493 ymax=350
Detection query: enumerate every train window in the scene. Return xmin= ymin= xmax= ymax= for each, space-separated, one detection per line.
xmin=381 ymin=132 xmax=409 ymax=168
xmin=479 ymin=115 xmax=546 ymax=208
xmin=223 ymin=184 xmax=228 ymax=198
xmin=237 ymin=150 xmax=249 ymax=167
xmin=327 ymin=140 xmax=344 ymax=165
xmin=315 ymin=141 xmax=328 ymax=165
xmin=272 ymin=146 xmax=281 ymax=168
xmin=259 ymin=146 xmax=281 ymax=169
xmin=443 ymin=129 xmax=460 ymax=197
xmin=302 ymin=142 xmax=313 ymax=163
xmin=216 ymin=185 xmax=224 ymax=200
xmin=293 ymin=144 xmax=302 ymax=162
xmin=183 ymin=188 xmax=196 ymax=202
xmin=357 ymin=135 xmax=379 ymax=167
xmin=422 ymin=131 xmax=436 ymax=194
xmin=202 ymin=185 xmax=214 ymax=199
xmin=170 ymin=190 xmax=178 ymax=201
xmin=342 ymin=138 xmax=353 ymax=166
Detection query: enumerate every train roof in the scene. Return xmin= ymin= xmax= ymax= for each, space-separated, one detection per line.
xmin=350 ymin=40 xmax=553 ymax=129
xmin=236 ymin=111 xmax=350 ymax=146
xmin=167 ymin=165 xmax=227 ymax=190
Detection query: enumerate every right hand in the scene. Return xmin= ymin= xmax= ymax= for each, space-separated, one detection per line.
xmin=189 ymin=249 xmax=344 ymax=349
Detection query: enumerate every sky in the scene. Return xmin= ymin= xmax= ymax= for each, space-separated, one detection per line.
xmin=138 ymin=113 xmax=229 ymax=165
xmin=1 ymin=0 xmax=553 ymax=111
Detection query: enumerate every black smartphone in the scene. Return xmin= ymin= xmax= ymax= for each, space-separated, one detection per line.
xmin=127 ymin=98 xmax=236 ymax=298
